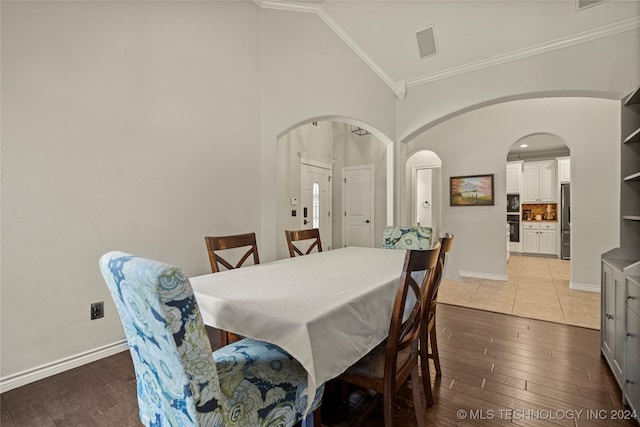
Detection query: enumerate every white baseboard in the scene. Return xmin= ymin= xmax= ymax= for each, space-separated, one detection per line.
xmin=458 ymin=271 xmax=508 ymax=282
xmin=0 ymin=340 xmax=128 ymax=393
xmin=570 ymin=281 xmax=600 ymax=292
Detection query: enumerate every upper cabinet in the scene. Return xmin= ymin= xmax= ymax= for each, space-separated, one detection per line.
xmin=523 ymin=160 xmax=557 ymax=203
xmin=557 ymin=158 xmax=570 ymax=183
xmin=506 ymin=161 xmax=522 ymax=194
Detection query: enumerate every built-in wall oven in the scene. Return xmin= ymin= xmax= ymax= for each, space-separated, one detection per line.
xmin=507 ymin=194 xmax=520 ymax=213
xmin=507 ymin=214 xmax=520 ymax=243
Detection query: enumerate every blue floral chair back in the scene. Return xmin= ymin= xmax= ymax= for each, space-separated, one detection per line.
xmin=382 ymin=226 xmax=433 ymax=249
xmin=99 ymin=251 xmax=322 ymax=427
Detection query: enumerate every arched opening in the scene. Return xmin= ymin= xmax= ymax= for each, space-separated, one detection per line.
xmin=405 ymin=150 xmax=443 ymax=238
xmin=398 ymin=97 xmax=611 ymax=329
xmin=506 ymin=132 xmax=570 ymax=262
xmin=276 ymin=119 xmax=392 ymax=259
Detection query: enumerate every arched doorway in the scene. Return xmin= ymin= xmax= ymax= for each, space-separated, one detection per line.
xmin=406 ymin=150 xmax=443 ymax=238
xmin=506 ymin=133 xmax=570 ymax=263
xmin=276 ymin=119 xmax=392 ymax=259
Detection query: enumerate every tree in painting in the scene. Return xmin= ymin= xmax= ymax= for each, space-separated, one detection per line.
xmin=450 ymin=175 xmax=494 ymax=206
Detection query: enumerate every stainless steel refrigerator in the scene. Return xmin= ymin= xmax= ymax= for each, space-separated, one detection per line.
xmin=561 ymin=183 xmax=570 ymax=260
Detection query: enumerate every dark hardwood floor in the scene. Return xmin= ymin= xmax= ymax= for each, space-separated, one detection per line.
xmin=2 ymin=304 xmax=637 ymax=426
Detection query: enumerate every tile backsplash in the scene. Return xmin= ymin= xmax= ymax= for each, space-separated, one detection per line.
xmin=522 ymin=203 xmax=558 ymax=221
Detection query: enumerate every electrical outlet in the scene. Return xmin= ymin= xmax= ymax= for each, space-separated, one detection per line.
xmin=91 ymin=301 xmax=104 ymax=320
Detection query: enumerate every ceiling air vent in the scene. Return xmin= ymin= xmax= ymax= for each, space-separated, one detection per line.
xmin=576 ymin=0 xmax=606 ymax=10
xmin=416 ymin=25 xmax=438 ymax=59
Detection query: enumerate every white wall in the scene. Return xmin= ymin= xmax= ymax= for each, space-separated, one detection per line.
xmin=259 ymin=9 xmax=397 ymax=262
xmin=0 ymin=2 xmax=397 ymax=384
xmin=1 ymin=0 xmax=262 ymax=380
xmin=398 ymin=29 xmax=640 ymax=142
xmin=404 ymin=97 xmax=620 ymax=288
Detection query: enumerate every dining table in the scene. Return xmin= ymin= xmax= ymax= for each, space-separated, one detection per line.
xmin=190 ymin=246 xmax=407 ymax=415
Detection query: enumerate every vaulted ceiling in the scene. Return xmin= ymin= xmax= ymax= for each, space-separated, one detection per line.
xmin=255 ymin=0 xmax=640 ymax=99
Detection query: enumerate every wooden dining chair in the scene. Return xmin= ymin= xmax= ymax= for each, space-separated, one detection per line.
xmin=421 ymin=232 xmax=454 ymax=407
xmin=337 ymin=244 xmax=441 ymax=427
xmin=204 ymin=232 xmax=260 ymax=273
xmin=99 ymin=251 xmax=323 ymax=427
xmin=285 ymin=228 xmax=323 ymax=257
xmin=204 ymin=232 xmax=259 ymax=345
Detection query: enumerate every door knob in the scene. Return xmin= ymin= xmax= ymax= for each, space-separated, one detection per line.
xmin=365 ymin=220 xmax=370 ymax=224
xmin=303 ymin=220 xmax=309 ymax=225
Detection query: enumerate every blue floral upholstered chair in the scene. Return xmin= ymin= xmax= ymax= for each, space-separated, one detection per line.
xmin=99 ymin=251 xmax=323 ymax=427
xmin=382 ymin=226 xmax=432 ymax=250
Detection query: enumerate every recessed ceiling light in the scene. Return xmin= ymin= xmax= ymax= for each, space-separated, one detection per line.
xmin=520 ymin=144 xmax=528 ymax=148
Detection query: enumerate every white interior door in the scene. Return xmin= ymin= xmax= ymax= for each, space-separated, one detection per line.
xmin=416 ymin=168 xmax=432 ymax=227
xmin=343 ymin=165 xmax=374 ymax=247
xmin=301 ymin=163 xmax=332 ymax=250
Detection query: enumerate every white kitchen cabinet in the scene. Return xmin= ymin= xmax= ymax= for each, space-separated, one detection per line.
xmin=506 ymin=161 xmax=522 ymax=194
xmin=523 ymin=161 xmax=557 ymax=203
xmin=601 ymin=260 xmax=625 ymax=385
xmin=522 ymin=222 xmax=557 ymax=255
xmin=539 ymin=229 xmax=557 ymax=255
xmin=557 ymin=158 xmax=570 ymax=183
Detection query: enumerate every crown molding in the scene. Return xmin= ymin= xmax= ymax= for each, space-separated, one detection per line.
xmin=406 ymin=16 xmax=640 ymax=88
xmin=255 ymin=0 xmax=406 ymax=100
xmin=255 ymin=2 xmax=640 ymax=100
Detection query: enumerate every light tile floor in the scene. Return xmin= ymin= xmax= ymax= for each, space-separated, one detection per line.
xmin=438 ymin=255 xmax=601 ymax=329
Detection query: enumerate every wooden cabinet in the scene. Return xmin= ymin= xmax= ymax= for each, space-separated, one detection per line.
xmin=523 ymin=161 xmax=556 ymax=203
xmin=557 ymin=158 xmax=570 ymax=183
xmin=522 ymin=222 xmax=556 ymax=255
xmin=506 ymin=161 xmax=522 ymax=194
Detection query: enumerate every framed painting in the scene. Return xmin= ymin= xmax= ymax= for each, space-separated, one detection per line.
xmin=450 ymin=174 xmax=495 ymax=206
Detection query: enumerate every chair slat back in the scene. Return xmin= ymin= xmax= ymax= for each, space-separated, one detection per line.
xmin=427 ymin=233 xmax=454 ymax=311
xmin=285 ymin=229 xmax=323 ymax=257
xmin=205 ymin=232 xmax=260 ymax=273
xmin=384 ymin=244 xmax=441 ymax=385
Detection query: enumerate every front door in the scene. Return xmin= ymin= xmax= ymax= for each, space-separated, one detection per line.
xmin=343 ymin=165 xmax=374 ymax=247
xmin=301 ymin=163 xmax=332 ymax=250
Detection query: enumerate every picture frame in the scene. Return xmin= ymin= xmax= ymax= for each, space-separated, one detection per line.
xmin=450 ymin=174 xmax=495 ymax=206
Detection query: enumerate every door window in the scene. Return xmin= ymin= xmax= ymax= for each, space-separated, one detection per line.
xmin=312 ymin=182 xmax=320 ymax=229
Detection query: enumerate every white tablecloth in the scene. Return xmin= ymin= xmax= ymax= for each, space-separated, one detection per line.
xmin=190 ymin=246 xmax=406 ymax=413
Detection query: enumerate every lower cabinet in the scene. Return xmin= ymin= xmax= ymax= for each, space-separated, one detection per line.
xmin=522 ymin=222 xmax=557 ymax=255
xmin=601 ymin=254 xmax=640 ymax=416
xmin=601 ymin=260 xmax=626 ymax=385
xmin=625 ymin=275 xmax=640 ymax=415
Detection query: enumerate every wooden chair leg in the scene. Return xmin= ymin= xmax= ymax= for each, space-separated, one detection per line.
xmin=411 ymin=366 xmax=426 ymax=427
xmin=430 ymin=326 xmax=441 ymax=377
xmin=420 ymin=333 xmax=434 ymax=407
xmin=421 ymin=351 xmax=434 ymax=408
xmin=383 ymin=391 xmax=395 ymax=427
